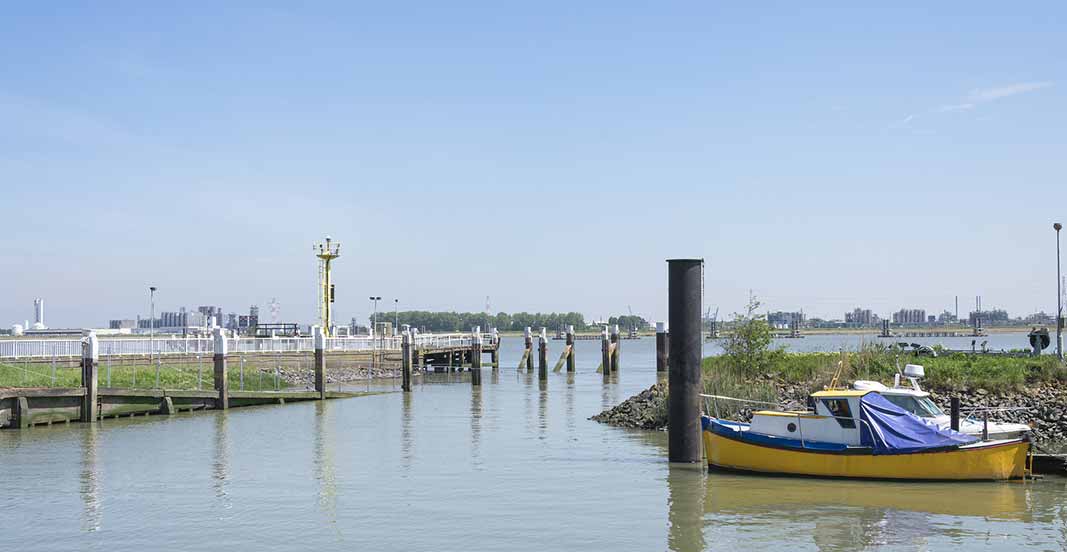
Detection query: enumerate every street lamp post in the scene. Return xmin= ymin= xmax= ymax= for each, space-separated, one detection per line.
xmin=394 ymin=299 xmax=399 ymax=333
xmin=149 ymin=286 xmax=157 ymax=350
xmin=1056 ymin=223 xmax=1063 ymax=361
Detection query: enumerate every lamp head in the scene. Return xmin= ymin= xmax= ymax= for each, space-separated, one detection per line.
xmin=1055 ymin=223 xmax=1063 ymax=232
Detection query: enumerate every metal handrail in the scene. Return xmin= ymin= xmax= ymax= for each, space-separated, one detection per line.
xmin=0 ymin=332 xmax=485 ymax=359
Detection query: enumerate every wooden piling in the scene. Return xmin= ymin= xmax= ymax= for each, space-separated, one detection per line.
xmin=401 ymin=331 xmax=412 ymax=392
xmin=524 ymin=327 xmax=534 ymax=371
xmin=566 ymin=325 xmax=575 ymax=372
xmin=610 ymin=324 xmax=620 ymax=373
xmin=656 ymin=322 xmax=669 ymax=373
xmin=667 ymin=258 xmax=704 ymax=464
xmin=14 ymin=396 xmax=30 ymax=429
xmin=313 ymin=326 xmax=327 ymax=400
xmin=81 ymin=330 xmax=99 ymax=422
xmin=490 ymin=329 xmax=500 ymax=368
xmin=212 ymin=328 xmax=229 ymax=410
xmin=538 ymin=328 xmax=548 ymax=381
xmin=471 ymin=327 xmax=482 ymax=386
xmin=601 ymin=327 xmax=611 ymax=378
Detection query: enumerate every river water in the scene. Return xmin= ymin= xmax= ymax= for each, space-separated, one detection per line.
xmin=1 ymin=334 xmax=1064 ymax=551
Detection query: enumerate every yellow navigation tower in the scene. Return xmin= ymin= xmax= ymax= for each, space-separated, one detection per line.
xmin=314 ymin=236 xmax=341 ymax=336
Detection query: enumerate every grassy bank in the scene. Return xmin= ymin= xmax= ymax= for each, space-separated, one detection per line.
xmin=702 ymin=348 xmax=1067 ymax=404
xmin=0 ymin=361 xmax=285 ymax=391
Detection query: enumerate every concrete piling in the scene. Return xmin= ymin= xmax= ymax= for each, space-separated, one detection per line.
xmin=471 ymin=327 xmax=482 ymax=386
xmin=667 ymin=258 xmax=704 ymax=464
xmin=656 ymin=322 xmax=669 ymax=373
xmin=610 ymin=324 xmax=620 ymax=373
xmin=313 ymin=326 xmax=327 ymax=400
xmin=566 ymin=325 xmax=575 ymax=372
xmin=538 ymin=328 xmax=548 ymax=381
xmin=401 ymin=330 xmax=413 ymax=392
xmin=81 ymin=330 xmax=99 ymax=423
xmin=213 ymin=327 xmax=229 ymax=410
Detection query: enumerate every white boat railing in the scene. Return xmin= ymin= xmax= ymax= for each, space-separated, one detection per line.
xmin=0 ymin=332 xmax=497 ymax=360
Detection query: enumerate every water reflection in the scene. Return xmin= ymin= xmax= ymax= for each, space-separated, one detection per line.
xmin=667 ymin=466 xmax=705 ymax=552
xmin=80 ymin=423 xmax=101 ymax=532
xmin=470 ymin=387 xmax=482 ymax=462
xmin=313 ymin=401 xmax=337 ymax=521
xmin=209 ymin=409 xmax=232 ymax=523
xmin=564 ymin=373 xmax=575 ymax=437
xmin=212 ymin=412 xmax=230 ymax=507
xmin=401 ymin=392 xmax=414 ymax=469
xmin=703 ymin=473 xmax=1039 ymax=550
xmin=537 ymin=382 xmax=548 ymax=439
xmin=600 ymin=373 xmax=618 ymax=412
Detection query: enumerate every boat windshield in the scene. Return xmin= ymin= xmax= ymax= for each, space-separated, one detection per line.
xmin=881 ymin=394 xmax=944 ymax=418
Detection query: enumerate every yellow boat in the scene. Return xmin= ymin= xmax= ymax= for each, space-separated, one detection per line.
xmin=702 ymin=389 xmax=1030 ymax=481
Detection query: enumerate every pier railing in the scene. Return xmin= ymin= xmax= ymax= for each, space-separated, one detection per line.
xmin=0 ymin=333 xmax=495 ymax=360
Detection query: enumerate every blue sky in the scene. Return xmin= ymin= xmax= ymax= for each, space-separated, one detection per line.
xmin=1 ymin=2 xmax=1064 ymax=327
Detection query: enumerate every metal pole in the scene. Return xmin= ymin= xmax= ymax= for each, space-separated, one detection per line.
xmin=668 ymin=258 xmax=704 ymax=464
xmin=394 ymin=299 xmax=399 ymax=334
xmin=1056 ymin=223 xmax=1063 ymax=360
xmin=950 ymin=396 xmax=960 ymax=431
xmin=149 ymin=286 xmax=156 ymax=372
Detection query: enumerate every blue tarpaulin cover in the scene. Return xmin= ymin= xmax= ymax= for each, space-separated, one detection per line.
xmin=859 ymin=392 xmax=978 ymax=454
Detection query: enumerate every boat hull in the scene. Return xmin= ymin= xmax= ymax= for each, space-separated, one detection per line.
xmin=703 ymin=429 xmax=1029 ymax=481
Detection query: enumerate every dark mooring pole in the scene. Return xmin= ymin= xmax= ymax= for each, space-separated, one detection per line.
xmin=524 ymin=327 xmax=534 ymax=371
xmin=471 ymin=327 xmax=482 ymax=386
xmin=950 ymin=397 xmax=960 ymax=432
xmin=610 ymin=324 xmax=620 ymax=373
xmin=81 ymin=330 xmax=99 ymax=423
xmin=668 ymin=258 xmax=703 ymax=464
xmin=656 ymin=322 xmax=669 ymax=373
xmin=401 ymin=330 xmax=412 ymax=392
xmin=538 ymin=327 xmax=548 ymax=381
xmin=212 ymin=327 xmax=229 ymax=410
xmin=314 ymin=326 xmax=327 ymax=399
xmin=565 ymin=325 xmax=576 ymax=372
xmin=601 ymin=326 xmax=611 ymax=380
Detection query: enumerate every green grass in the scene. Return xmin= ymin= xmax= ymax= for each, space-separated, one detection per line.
xmin=0 ymin=359 xmax=296 ymax=391
xmin=702 ymin=347 xmax=1067 ymax=394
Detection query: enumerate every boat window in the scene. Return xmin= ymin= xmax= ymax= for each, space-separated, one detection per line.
xmin=882 ymin=395 xmax=944 ymax=418
xmin=822 ymin=399 xmax=856 ymax=428
xmin=916 ymin=397 xmax=944 ymax=417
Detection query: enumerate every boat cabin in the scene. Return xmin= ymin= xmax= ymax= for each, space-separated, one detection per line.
xmin=749 ymin=390 xmax=869 ymax=446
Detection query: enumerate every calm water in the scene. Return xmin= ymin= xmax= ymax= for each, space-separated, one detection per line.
xmin=1 ymin=334 xmax=1063 ymax=551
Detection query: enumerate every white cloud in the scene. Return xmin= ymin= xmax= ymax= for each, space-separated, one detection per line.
xmin=936 ymin=82 xmax=1052 ymax=113
xmin=967 ymin=82 xmax=1052 ymax=103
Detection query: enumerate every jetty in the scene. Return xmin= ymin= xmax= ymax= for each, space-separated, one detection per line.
xmin=0 ymin=328 xmax=498 ymax=429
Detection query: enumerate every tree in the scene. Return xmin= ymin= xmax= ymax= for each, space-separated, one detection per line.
xmin=721 ymin=293 xmax=776 ymax=377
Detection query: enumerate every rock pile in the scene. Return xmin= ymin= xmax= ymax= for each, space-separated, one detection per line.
xmin=593 ymin=379 xmax=1067 ymax=446
xmin=590 ymin=382 xmax=668 ymax=430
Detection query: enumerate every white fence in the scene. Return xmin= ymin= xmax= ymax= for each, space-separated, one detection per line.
xmin=0 ymin=333 xmax=495 ymax=360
